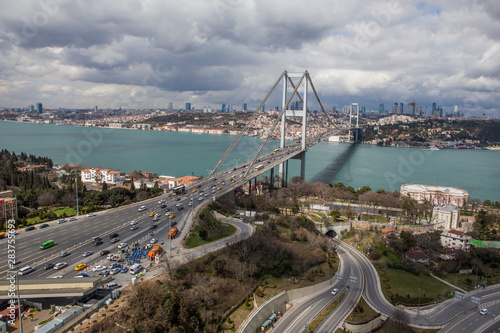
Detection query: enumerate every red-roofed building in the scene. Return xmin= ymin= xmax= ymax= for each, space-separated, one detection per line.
xmin=405 ymin=248 xmax=430 ymax=263
xmin=381 ymin=227 xmax=399 ymax=235
xmin=18 ymin=165 xmax=46 ymax=172
xmin=167 ymin=175 xmax=199 ymax=189
xmin=81 ymin=168 xmax=124 ymax=185
xmin=440 ymin=229 xmax=472 ymax=251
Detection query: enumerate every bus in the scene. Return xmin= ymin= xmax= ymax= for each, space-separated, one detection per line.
xmin=254 ymin=164 xmax=264 ymax=172
xmin=173 ymin=184 xmax=186 ymax=195
xmin=40 ymin=240 xmax=55 ymax=250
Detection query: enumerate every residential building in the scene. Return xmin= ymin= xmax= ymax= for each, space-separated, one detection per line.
xmin=401 ymin=184 xmax=469 ymax=208
xmin=0 ymin=190 xmax=18 ymax=220
xmin=440 ymin=229 xmax=472 ymax=251
xmin=81 ymin=168 xmax=123 ymax=185
xmin=166 ymin=175 xmax=199 ymax=189
xmin=432 ymin=205 xmax=460 ymax=230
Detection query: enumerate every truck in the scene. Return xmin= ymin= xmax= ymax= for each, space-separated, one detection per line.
xmin=168 ymin=227 xmax=179 ymax=239
xmin=107 ymin=253 xmax=123 ymax=261
xmin=147 ymin=245 xmax=163 ymax=259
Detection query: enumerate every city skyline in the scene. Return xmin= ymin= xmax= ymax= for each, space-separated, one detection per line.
xmin=0 ymin=1 xmax=499 ymax=117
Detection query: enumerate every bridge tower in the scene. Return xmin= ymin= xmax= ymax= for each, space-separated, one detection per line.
xmin=348 ymin=102 xmax=360 ymax=143
xmin=278 ymin=72 xmax=309 ymax=186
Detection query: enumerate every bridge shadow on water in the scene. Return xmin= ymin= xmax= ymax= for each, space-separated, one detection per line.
xmin=309 ymin=143 xmax=358 ymax=184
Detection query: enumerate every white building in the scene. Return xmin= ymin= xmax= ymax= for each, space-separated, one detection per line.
xmin=81 ymin=168 xmax=123 ymax=185
xmin=440 ymin=229 xmax=472 ymax=251
xmin=432 ymin=205 xmax=460 ymax=230
xmin=401 ymin=184 xmax=469 ymax=208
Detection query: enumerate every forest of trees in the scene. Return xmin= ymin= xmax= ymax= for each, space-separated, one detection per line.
xmin=0 ymin=149 xmax=53 ymax=192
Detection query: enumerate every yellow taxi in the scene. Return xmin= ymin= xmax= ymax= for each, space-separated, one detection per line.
xmin=231 ymin=179 xmax=235 ymax=183
xmin=149 ymin=212 xmax=155 ymax=217
xmin=217 ymin=187 xmax=222 ymax=190
xmin=75 ymin=264 xmax=87 ymax=271
xmin=192 ymin=189 xmax=197 ymax=193
xmin=169 ymin=214 xmax=176 ymax=219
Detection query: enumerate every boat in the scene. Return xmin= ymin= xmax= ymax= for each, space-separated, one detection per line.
xmin=429 ymin=145 xmax=439 ymax=150
xmin=485 ymin=145 xmax=500 ymax=150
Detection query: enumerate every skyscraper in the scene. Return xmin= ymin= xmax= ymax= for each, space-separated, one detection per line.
xmin=408 ymin=101 xmax=416 ymax=115
xmin=185 ymin=103 xmax=191 ymax=110
xmin=221 ymin=103 xmax=226 ymax=112
xmin=397 ymin=103 xmax=403 ymax=114
xmin=28 ymin=104 xmax=34 ymax=112
xmin=36 ymin=102 xmax=43 ymax=114
xmin=379 ymin=103 xmax=384 ymax=113
xmin=243 ymin=103 xmax=247 ymax=111
xmin=168 ymin=102 xmax=173 ymax=110
xmin=432 ymin=102 xmax=437 ymax=114
xmin=392 ymin=103 xmax=398 ymax=114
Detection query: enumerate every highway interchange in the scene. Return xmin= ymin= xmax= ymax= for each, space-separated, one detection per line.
xmin=1 ymin=142 xmax=500 ymax=332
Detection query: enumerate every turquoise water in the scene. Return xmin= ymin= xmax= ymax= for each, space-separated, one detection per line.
xmin=0 ymin=121 xmax=498 ymax=201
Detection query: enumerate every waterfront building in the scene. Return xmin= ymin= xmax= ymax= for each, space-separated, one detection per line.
xmin=109 ymin=123 xmax=124 ymax=129
xmin=432 ymin=204 xmax=460 ymax=230
xmin=440 ymin=229 xmax=472 ymax=251
xmin=81 ymin=168 xmax=123 ymax=185
xmin=0 ymin=190 xmax=18 ymax=220
xmin=401 ymin=184 xmax=469 ymax=208
xmin=36 ymin=102 xmax=43 ymax=114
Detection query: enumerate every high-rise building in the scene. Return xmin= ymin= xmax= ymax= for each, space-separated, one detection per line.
xmin=168 ymin=102 xmax=173 ymax=110
xmin=28 ymin=104 xmax=34 ymax=112
xmin=397 ymin=103 xmax=403 ymax=114
xmin=392 ymin=103 xmax=398 ymax=114
xmin=379 ymin=103 xmax=384 ymax=113
xmin=36 ymin=103 xmax=43 ymax=114
xmin=243 ymin=103 xmax=247 ymax=111
xmin=408 ymin=101 xmax=416 ymax=115
xmin=417 ymin=106 xmax=423 ymax=116
xmin=361 ymin=106 xmax=366 ymax=114
xmin=432 ymin=102 xmax=437 ymax=114
xmin=185 ymin=103 xmax=191 ymax=110
xmin=424 ymin=106 xmax=428 ymax=115
xmin=434 ymin=106 xmax=443 ymax=117
xmin=221 ymin=104 xmax=227 ymax=112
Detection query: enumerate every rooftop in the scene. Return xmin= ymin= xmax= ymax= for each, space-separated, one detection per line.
xmin=434 ymin=204 xmax=460 ymax=212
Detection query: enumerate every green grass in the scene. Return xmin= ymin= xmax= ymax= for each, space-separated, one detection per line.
xmin=345 ymin=297 xmax=379 ymax=324
xmin=184 ymin=223 xmax=237 ymax=248
xmin=374 ymin=261 xmax=453 ymax=305
xmin=26 ymin=207 xmax=77 ymax=224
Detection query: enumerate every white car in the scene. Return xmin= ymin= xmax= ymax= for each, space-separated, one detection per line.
xmin=130 ymin=220 xmax=138 ymax=225
xmin=150 ymin=238 xmax=158 ymax=244
xmin=93 ymin=265 xmax=107 ymax=272
xmin=87 ymin=213 xmax=96 ymax=217
xmin=158 ymin=199 xmax=165 ymax=204
xmin=130 ymin=225 xmax=139 ymax=231
xmin=138 ymin=206 xmax=147 ymax=212
xmin=54 ymin=262 xmax=67 ymax=270
xmin=331 ymin=288 xmax=338 ymax=295
xmin=82 ymin=251 xmax=93 ymax=257
xmin=480 ymin=308 xmax=488 ymax=315
xmin=118 ymin=242 xmax=128 ymax=249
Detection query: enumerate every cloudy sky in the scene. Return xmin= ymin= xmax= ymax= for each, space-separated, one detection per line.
xmin=0 ymin=0 xmax=499 ymax=116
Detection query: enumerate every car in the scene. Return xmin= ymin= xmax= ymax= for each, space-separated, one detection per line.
xmin=58 ymin=219 xmax=66 ymax=224
xmin=109 ymin=233 xmax=118 ymax=239
xmin=170 ymin=221 xmax=177 ymax=226
xmin=177 ymin=206 xmax=184 ymax=210
xmin=150 ymin=238 xmax=158 ymax=244
xmin=150 ymin=225 xmax=158 ymax=229
xmin=153 ymin=216 xmax=160 ymax=221
xmin=118 ymin=242 xmax=127 ymax=249
xmin=169 ymin=214 xmax=175 ymax=219
xmin=99 ymin=270 xmax=110 ymax=276
xmin=82 ymin=251 xmax=93 ymax=257
xmin=87 ymin=213 xmax=96 ymax=217
xmin=100 ymin=250 xmax=110 ymax=256
xmin=54 ymin=262 xmax=67 ymax=270
xmin=212 ymin=190 xmax=216 ymax=193
xmin=174 ymin=197 xmax=180 ymax=201
xmin=198 ymin=197 xmax=204 ymax=201
xmin=160 ymin=204 xmax=166 ymax=208
xmin=109 ymin=262 xmax=119 ymax=269
xmin=120 ymin=267 xmax=129 ymax=273
xmin=138 ymin=206 xmax=147 ymax=211
xmin=217 ymin=187 xmax=222 ymax=190
xmin=196 ymin=184 xmax=202 ymax=188
xmin=130 ymin=225 xmax=139 ymax=231
xmin=93 ymin=265 xmax=107 ymax=272
xmin=149 ymin=212 xmax=155 ymax=217
xmin=68 ymin=217 xmax=77 ymax=221
xmin=175 ymin=202 xmax=183 ymax=207
xmin=43 ymin=263 xmax=55 ymax=270
xmin=94 ymin=240 xmax=103 ymax=246
xmin=130 ymin=220 xmax=138 ymax=225
xmin=74 ymin=273 xmax=90 ymax=278
xmin=331 ymin=288 xmax=338 ymax=295
xmin=110 ymin=238 xmax=120 ymax=243
xmin=39 ymin=223 xmax=49 ymax=228
xmin=192 ymin=189 xmax=197 ymax=193
xmin=480 ymin=308 xmax=488 ymax=315
xmin=75 ymin=264 xmax=86 ymax=271
xmin=52 ymin=275 xmax=63 ymax=279
xmin=110 ymin=268 xmax=121 ymax=275
xmin=145 ymin=244 xmax=153 ymax=249
xmin=188 ymin=202 xmax=193 ymax=206
xmin=231 ymin=179 xmax=235 ymax=183
xmin=92 ymin=236 xmax=101 ymax=242
xmin=60 ymin=251 xmax=70 ymax=257
xmin=158 ymin=199 xmax=165 ymax=204
xmin=25 ymin=226 xmax=36 ymax=231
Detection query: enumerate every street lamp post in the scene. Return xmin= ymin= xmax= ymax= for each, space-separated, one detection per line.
xmin=75 ymin=172 xmax=80 ymax=216
xmin=168 ymin=213 xmax=172 ymax=257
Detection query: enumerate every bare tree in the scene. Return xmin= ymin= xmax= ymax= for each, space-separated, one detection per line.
xmin=37 ymin=191 xmax=57 ymax=206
